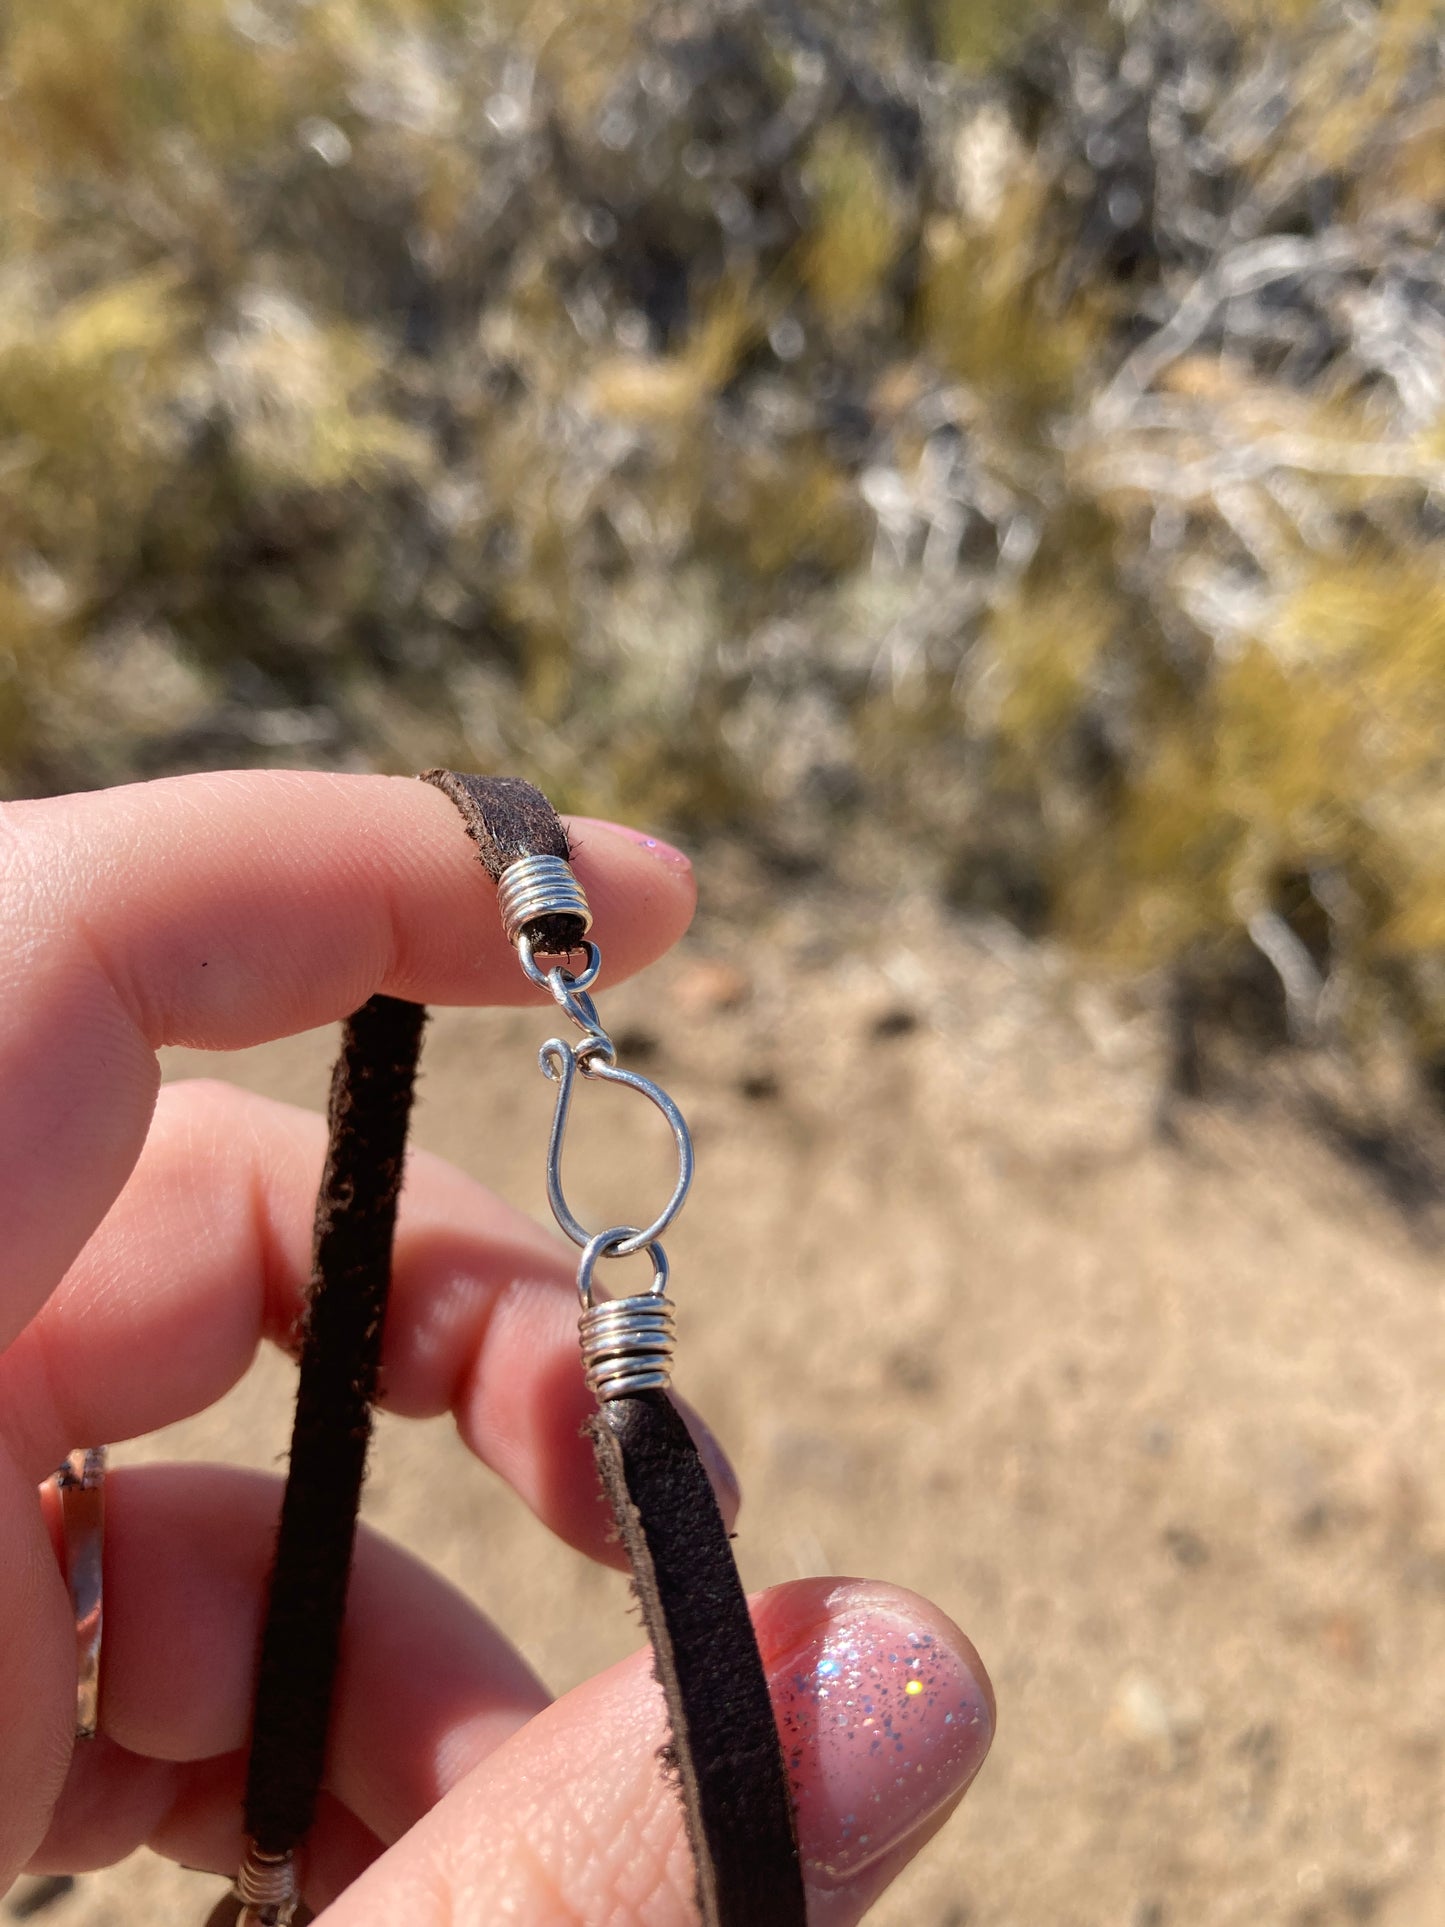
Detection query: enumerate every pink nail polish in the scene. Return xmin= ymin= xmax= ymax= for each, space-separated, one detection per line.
xmin=771 ymin=1592 xmax=993 ymax=1887
xmin=570 ymin=817 xmax=693 ymax=871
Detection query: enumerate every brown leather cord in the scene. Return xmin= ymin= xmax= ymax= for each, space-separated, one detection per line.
xmin=589 ymin=1395 xmax=807 ymax=1925
xmin=228 ymin=772 xmax=802 ymax=1924
xmin=420 ymin=768 xmax=587 ymax=955
xmin=241 ymin=994 xmax=426 ymax=1860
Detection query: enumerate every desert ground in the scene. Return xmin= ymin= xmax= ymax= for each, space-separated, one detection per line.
xmin=7 ymin=869 xmax=1445 ymax=1926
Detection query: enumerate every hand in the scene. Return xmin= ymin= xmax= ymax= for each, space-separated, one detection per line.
xmin=0 ymin=771 xmax=994 ymax=1923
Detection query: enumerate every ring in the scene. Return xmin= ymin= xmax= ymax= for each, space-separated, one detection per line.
xmin=53 ymin=1446 xmax=107 ymax=1740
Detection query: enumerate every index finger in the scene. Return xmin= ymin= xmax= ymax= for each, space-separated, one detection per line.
xmin=0 ymin=770 xmax=693 ymax=1350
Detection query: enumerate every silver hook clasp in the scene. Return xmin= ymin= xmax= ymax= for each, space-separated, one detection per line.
xmin=502 ymin=873 xmax=694 ymax=1401
xmin=539 ymin=1036 xmax=694 ymax=1258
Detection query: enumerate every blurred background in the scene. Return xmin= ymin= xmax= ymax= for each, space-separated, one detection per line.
xmin=5 ymin=0 xmax=1445 ymax=1922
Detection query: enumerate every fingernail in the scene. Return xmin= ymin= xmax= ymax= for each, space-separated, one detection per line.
xmin=571 ymin=817 xmax=693 ymax=871
xmin=771 ymin=1585 xmax=993 ymax=1889
xmin=676 ymin=1401 xmax=742 ymax=1518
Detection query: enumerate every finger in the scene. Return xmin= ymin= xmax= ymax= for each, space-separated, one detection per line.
xmin=33 ymin=1741 xmax=387 ymax=1915
xmin=0 ymin=1448 xmax=72 ymax=1876
xmin=29 ymin=1465 xmax=550 ymax=1875
xmin=1 ymin=1081 xmax=739 ymax=1564
xmin=0 ymin=774 xmax=692 ymax=1349
xmin=326 ymin=1579 xmax=995 ymax=1927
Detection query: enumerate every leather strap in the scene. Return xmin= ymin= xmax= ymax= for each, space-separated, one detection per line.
xmin=242 ymin=994 xmax=426 ymax=1858
xmin=589 ymin=1395 xmax=806 ymax=1924
xmin=230 ymin=772 xmax=802 ymax=1924
xmin=420 ymin=768 xmax=587 ymax=953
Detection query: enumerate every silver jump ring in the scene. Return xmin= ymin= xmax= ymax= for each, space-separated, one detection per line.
xmin=572 ymin=1029 xmax=619 ymax=1069
xmin=549 ymin=974 xmax=611 ymax=1044
xmin=54 ymin=1445 xmax=107 ymax=1740
xmin=576 ymin=1226 xmax=670 ymax=1310
xmin=517 ymin=931 xmax=602 ymax=994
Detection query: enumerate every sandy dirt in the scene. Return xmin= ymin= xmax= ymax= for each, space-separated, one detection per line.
xmin=7 ymin=879 xmax=1445 ymax=1927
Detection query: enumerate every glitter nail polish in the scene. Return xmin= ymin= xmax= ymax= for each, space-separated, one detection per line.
xmin=771 ymin=1591 xmax=993 ymax=1886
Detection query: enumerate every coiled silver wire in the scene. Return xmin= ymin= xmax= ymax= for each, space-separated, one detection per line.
xmin=497 ymin=854 xmax=592 ymax=947
xmin=580 ymin=1293 xmax=677 ymax=1399
xmin=236 ymin=1843 xmax=299 ymax=1926
xmin=577 ymin=1230 xmax=675 ymax=1398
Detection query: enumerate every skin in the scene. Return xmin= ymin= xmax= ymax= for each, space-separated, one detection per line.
xmin=0 ymin=771 xmax=994 ymax=1924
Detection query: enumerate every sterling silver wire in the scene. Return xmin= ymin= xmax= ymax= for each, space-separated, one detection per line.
xmin=235 ymin=1842 xmax=299 ymax=1927
xmin=577 ymin=1229 xmax=676 ymax=1397
xmin=499 ymin=852 xmax=694 ymax=1401
xmin=538 ymin=1040 xmax=693 ymax=1257
xmin=581 ymin=1292 xmax=678 ymax=1399
xmin=497 ymin=853 xmax=593 ymax=947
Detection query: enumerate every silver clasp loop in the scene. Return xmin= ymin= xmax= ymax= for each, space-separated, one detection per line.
xmin=521 ymin=932 xmax=616 ymax=1062
xmin=517 ymin=930 xmax=602 ymax=994
xmin=539 ymin=1039 xmax=694 ymax=1257
xmin=576 ymin=1225 xmax=671 ymax=1310
xmin=518 ymin=925 xmax=694 ymax=1331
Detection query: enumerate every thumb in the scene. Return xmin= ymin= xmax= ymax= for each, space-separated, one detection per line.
xmin=327 ymin=1579 xmax=994 ymax=1925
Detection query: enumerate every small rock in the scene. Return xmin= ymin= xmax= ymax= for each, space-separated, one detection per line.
xmin=870 ymin=1006 xmax=919 ymax=1041
xmin=610 ymin=1025 xmax=659 ymax=1062
xmin=1162 ymin=1524 xmax=1210 ymax=1569
xmin=672 ymin=959 xmax=751 ymax=1013
xmin=1112 ymin=1672 xmax=1202 ymax=1767
xmin=1318 ymin=1609 xmax=1370 ymax=1672
xmin=737 ymin=1069 xmax=780 ymax=1102
xmin=886 ymin=1345 xmax=939 ymax=1396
